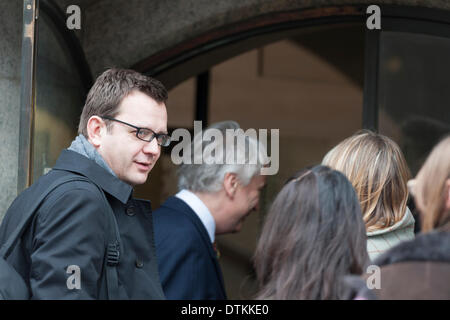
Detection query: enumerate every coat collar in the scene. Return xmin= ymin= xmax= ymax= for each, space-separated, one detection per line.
xmin=367 ymin=207 xmax=415 ymax=236
xmin=164 ymin=196 xmax=215 ymax=252
xmin=53 ymin=149 xmax=133 ymax=204
xmin=175 ymin=189 xmax=216 ymax=243
xmin=374 ymin=231 xmax=450 ymax=266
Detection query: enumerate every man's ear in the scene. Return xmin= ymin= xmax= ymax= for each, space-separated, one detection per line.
xmin=445 ymin=179 xmax=450 ymax=211
xmin=223 ymin=172 xmax=238 ymax=198
xmin=86 ymin=116 xmax=106 ymax=147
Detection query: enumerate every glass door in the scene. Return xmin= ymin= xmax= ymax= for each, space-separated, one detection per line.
xmin=18 ymin=0 xmax=38 ymax=193
xmin=32 ymin=0 xmax=91 ymax=183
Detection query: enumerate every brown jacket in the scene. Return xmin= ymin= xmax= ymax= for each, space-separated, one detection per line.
xmin=372 ymin=231 xmax=450 ymax=300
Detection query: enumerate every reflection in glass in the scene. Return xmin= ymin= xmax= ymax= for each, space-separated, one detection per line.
xmin=33 ymin=12 xmax=86 ymax=182
xmin=379 ymin=31 xmax=450 ymax=175
xmin=207 ymin=24 xmax=365 ymax=299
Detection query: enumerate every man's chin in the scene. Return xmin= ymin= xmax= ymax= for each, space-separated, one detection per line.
xmin=233 ymin=223 xmax=243 ymax=233
xmin=123 ymin=173 xmax=149 ymax=186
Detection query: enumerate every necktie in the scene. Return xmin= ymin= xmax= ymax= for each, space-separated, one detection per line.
xmin=212 ymin=241 xmax=221 ymax=259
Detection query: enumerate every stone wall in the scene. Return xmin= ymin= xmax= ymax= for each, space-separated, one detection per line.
xmin=56 ymin=0 xmax=450 ymax=77
xmin=0 ymin=1 xmax=24 ymax=222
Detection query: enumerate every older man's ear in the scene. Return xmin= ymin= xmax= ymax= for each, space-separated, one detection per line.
xmin=223 ymin=172 xmax=238 ymax=199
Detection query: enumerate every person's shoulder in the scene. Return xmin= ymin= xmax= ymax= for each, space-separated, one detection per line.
xmin=153 ymin=196 xmax=192 ymax=222
xmin=34 ymin=171 xmax=107 ymax=224
xmin=1 ymin=171 xmax=101 ymax=228
xmin=153 ymin=198 xmax=203 ymax=244
xmin=41 ymin=172 xmax=100 ymax=203
xmin=373 ymin=231 xmax=450 ymax=267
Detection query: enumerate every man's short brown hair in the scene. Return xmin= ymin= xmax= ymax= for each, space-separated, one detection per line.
xmin=78 ymin=68 xmax=168 ymax=137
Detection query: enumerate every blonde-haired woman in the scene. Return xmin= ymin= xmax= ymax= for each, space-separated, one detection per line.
xmin=413 ymin=136 xmax=450 ymax=232
xmin=372 ymin=135 xmax=450 ymax=299
xmin=323 ymin=130 xmax=414 ymax=261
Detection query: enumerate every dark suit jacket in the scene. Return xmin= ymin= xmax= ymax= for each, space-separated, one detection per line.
xmin=153 ymin=196 xmax=227 ymax=299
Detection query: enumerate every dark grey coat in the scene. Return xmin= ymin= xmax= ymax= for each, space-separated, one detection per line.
xmin=0 ymin=150 xmax=165 ymax=299
xmin=372 ymin=229 xmax=450 ymax=300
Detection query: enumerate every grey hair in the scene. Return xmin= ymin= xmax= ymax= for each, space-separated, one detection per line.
xmin=177 ymin=121 xmax=268 ymax=193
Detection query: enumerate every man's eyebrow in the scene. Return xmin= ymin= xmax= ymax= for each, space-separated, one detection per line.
xmin=134 ymin=124 xmax=167 ymax=134
xmin=139 ymin=125 xmax=168 ymax=135
xmin=155 ymin=129 xmax=169 ymax=135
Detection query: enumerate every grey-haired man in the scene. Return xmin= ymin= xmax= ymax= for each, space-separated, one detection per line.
xmin=153 ymin=121 xmax=267 ymax=299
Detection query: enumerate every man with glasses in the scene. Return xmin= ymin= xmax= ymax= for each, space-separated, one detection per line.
xmin=0 ymin=68 xmax=168 ymax=299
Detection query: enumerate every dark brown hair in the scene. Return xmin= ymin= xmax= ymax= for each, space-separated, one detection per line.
xmin=254 ymin=165 xmax=369 ymax=300
xmin=78 ymin=68 xmax=168 ymax=137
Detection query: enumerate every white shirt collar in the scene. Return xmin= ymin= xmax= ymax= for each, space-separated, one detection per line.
xmin=175 ymin=189 xmax=216 ymax=243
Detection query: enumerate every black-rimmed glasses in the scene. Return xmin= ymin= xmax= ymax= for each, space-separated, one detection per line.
xmin=101 ymin=116 xmax=171 ymax=147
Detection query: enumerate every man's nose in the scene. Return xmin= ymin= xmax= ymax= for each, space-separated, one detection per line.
xmin=142 ymin=137 xmax=160 ymax=155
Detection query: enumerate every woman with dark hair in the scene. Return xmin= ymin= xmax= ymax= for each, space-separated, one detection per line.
xmin=254 ymin=165 xmax=370 ymax=300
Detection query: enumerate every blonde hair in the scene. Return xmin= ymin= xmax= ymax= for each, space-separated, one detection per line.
xmin=323 ymin=130 xmax=411 ymax=232
xmin=414 ymin=136 xmax=450 ymax=232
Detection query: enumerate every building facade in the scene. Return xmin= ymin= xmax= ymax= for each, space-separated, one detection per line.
xmin=1 ymin=0 xmax=449 ymax=298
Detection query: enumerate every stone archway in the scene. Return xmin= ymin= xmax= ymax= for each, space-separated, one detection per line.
xmin=55 ymin=0 xmax=450 ymax=81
